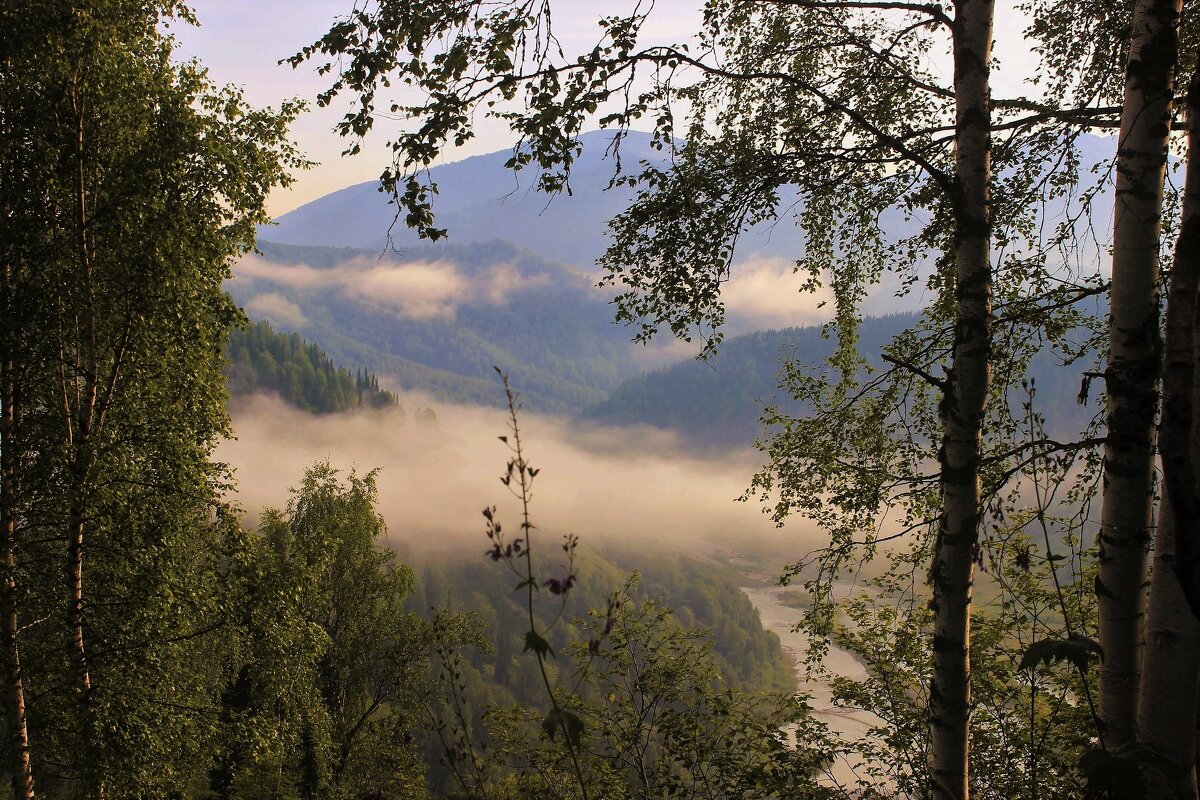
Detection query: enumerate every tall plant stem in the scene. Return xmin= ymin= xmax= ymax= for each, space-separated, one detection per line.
xmin=498 ymin=373 xmax=590 ymax=800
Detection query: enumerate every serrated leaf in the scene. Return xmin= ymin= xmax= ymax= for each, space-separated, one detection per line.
xmin=1080 ymin=743 xmax=1192 ymax=800
xmin=523 ymin=630 xmax=554 ymax=659
xmin=1019 ymin=635 xmax=1103 ymax=672
xmin=542 ymin=708 xmax=584 ymax=748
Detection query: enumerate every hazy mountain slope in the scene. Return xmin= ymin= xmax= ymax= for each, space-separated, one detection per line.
xmin=580 ymin=316 xmax=915 ymax=447
xmin=582 ymin=313 xmax=1101 ymax=448
xmin=229 ymin=239 xmax=642 ymax=413
xmin=266 ymin=130 xmax=816 ymax=270
xmin=267 ymin=131 xmax=1120 ymax=282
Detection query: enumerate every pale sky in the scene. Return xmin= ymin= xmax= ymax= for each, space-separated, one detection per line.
xmin=175 ymin=2 xmax=1039 ymax=218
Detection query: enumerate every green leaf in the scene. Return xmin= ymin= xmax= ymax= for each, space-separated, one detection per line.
xmin=1080 ymin=744 xmax=1193 ymax=800
xmin=541 ymin=708 xmax=584 ymax=748
xmin=1019 ymin=635 xmax=1103 ymax=672
xmin=523 ymin=630 xmax=554 ymax=659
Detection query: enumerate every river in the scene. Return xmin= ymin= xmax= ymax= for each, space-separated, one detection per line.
xmin=742 ymin=584 xmax=880 ymax=785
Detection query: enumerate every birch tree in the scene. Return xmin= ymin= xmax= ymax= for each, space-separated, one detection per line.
xmin=297 ymin=0 xmax=1192 ymax=796
xmin=1095 ymin=0 xmax=1185 ymax=749
xmin=0 ymin=1 xmax=303 ymax=795
xmin=1137 ymin=66 xmax=1200 ymax=798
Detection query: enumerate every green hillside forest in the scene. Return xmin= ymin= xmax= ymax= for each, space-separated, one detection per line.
xmin=225 ymin=320 xmax=400 ymax=413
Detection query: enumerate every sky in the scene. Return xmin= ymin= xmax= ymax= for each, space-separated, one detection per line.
xmin=176 ymin=1 xmax=1041 ymax=218
xmin=174 ymin=1 xmax=704 ymax=216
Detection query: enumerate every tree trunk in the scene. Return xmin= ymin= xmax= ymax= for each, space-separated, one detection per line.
xmin=1139 ymin=497 xmax=1200 ymax=798
xmin=1172 ymin=71 xmax=1200 ymax=625
xmin=929 ymin=0 xmax=994 ymax=797
xmin=1098 ymin=0 xmax=1182 ymax=750
xmin=1139 ymin=65 xmax=1200 ymax=800
xmin=1 ymin=265 xmax=37 ymax=800
xmin=69 ymin=82 xmax=100 ymax=800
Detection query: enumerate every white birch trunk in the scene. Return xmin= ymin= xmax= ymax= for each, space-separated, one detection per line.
xmin=1098 ymin=0 xmax=1182 ymax=749
xmin=929 ymin=0 xmax=993 ymax=797
xmin=1139 ymin=497 xmax=1200 ymax=798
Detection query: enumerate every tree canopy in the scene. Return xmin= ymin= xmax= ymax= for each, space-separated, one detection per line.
xmin=1 ymin=1 xmax=303 ymax=795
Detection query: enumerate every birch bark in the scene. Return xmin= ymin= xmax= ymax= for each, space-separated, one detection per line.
xmin=0 ymin=263 xmax=36 ymax=799
xmin=928 ymin=0 xmax=993 ymax=797
xmin=1098 ymin=0 xmax=1182 ymax=749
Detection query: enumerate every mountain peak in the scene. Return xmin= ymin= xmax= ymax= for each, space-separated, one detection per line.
xmin=266 ymin=129 xmax=662 ymax=265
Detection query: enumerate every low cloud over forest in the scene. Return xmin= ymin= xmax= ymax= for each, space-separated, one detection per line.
xmin=219 ymin=393 xmax=814 ymax=558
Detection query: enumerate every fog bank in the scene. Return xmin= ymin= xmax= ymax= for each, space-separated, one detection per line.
xmin=219 ymin=394 xmax=821 ymax=560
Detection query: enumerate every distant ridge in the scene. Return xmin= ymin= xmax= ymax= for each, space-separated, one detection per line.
xmin=225 ymin=319 xmax=399 ymax=413
xmin=265 ymin=130 xmax=816 ymax=269
xmin=265 ymin=130 xmax=657 ymax=266
xmin=582 ymin=313 xmax=1100 ymax=448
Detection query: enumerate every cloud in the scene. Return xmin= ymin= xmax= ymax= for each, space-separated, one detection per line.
xmin=219 ymin=394 xmax=821 ymax=560
xmin=629 ymin=336 xmax=705 ymax=369
xmin=234 ymin=255 xmax=553 ymax=321
xmin=236 ymin=256 xmax=331 ymax=289
xmin=244 ymin=292 xmax=308 ymax=328
xmin=722 ymin=256 xmax=834 ymax=330
xmin=344 ymin=262 xmax=467 ymax=320
xmin=481 ymin=262 xmax=552 ymax=305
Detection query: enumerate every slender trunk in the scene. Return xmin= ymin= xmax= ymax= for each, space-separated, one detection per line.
xmin=1139 ymin=497 xmax=1200 ymax=797
xmin=66 ymin=504 xmax=90 ymax=697
xmin=1097 ymin=0 xmax=1182 ymax=749
xmin=70 ymin=81 xmax=99 ymax=800
xmin=1159 ymin=69 xmax=1200 ymax=619
xmin=1139 ymin=65 xmax=1200 ymax=799
xmin=1 ymin=262 xmax=36 ymax=800
xmin=1173 ymin=70 xmax=1200 ymax=623
xmin=928 ymin=1 xmax=993 ymax=798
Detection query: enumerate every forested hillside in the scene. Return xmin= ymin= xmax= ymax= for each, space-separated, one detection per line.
xmin=584 ymin=312 xmax=1101 ymax=448
xmin=225 ymin=320 xmax=399 ymax=413
xmin=230 ymin=239 xmax=642 ymax=413
xmin=411 ymin=542 xmax=796 ymax=706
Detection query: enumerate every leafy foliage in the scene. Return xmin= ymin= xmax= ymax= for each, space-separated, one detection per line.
xmin=215 ymin=463 xmax=437 ymax=800
xmin=1019 ymin=636 xmax=1103 ymax=673
xmin=484 ymin=589 xmax=831 ymax=800
xmin=0 ymin=1 xmax=304 ymax=795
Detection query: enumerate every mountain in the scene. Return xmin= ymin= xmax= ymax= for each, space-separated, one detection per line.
xmin=582 ymin=313 xmax=1102 ymax=448
xmin=251 ymin=131 xmax=1120 ymax=424
xmin=265 ymin=130 xmax=810 ymax=270
xmin=266 ymin=130 xmax=1120 ymax=280
xmin=228 ymin=239 xmax=643 ymax=414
